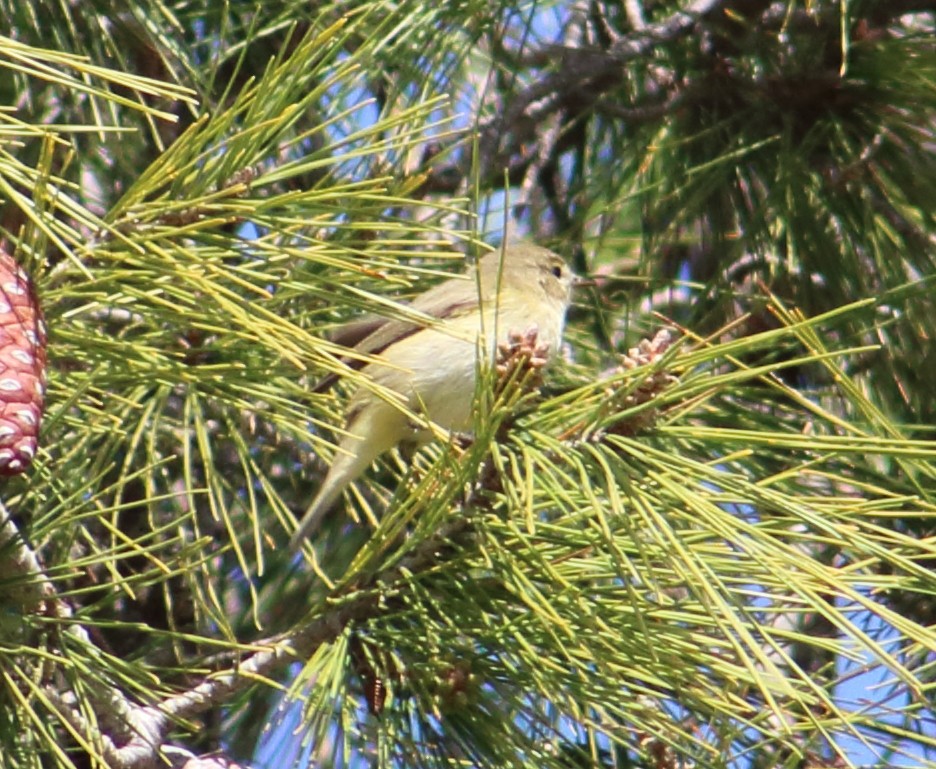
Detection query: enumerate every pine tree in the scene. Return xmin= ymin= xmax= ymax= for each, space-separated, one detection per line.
xmin=0 ymin=2 xmax=934 ymax=767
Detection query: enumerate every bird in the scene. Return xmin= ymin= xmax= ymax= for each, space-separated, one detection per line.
xmin=289 ymin=243 xmax=581 ymax=550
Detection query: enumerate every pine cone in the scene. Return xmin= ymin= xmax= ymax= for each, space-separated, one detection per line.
xmin=603 ymin=329 xmax=679 ymax=437
xmin=0 ymin=250 xmax=47 ymax=476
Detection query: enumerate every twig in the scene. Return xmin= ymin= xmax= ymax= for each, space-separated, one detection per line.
xmin=593 ymin=90 xmax=684 ymax=122
xmin=100 ymin=414 xmax=525 ymax=767
xmin=610 ymin=0 xmax=723 ymax=59
xmin=588 ymin=0 xmax=623 ymax=44
xmin=0 ymin=505 xmax=154 ymax=760
xmin=0 ymin=505 xmax=56 ymax=614
xmin=624 ymin=0 xmax=648 ymax=30
xmin=465 ymin=0 xmax=727 ymax=188
xmin=103 ymin=347 xmax=558 ymax=767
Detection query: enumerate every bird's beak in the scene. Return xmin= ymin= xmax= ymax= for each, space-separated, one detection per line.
xmin=573 ymin=274 xmax=597 ymax=288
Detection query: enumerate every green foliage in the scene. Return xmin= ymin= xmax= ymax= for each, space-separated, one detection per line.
xmin=0 ymin=2 xmax=934 ymax=769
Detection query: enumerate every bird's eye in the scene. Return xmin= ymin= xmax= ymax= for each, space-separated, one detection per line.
xmin=551 ymin=265 xmax=563 ymax=279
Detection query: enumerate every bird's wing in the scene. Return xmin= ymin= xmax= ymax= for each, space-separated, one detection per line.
xmin=327 ymin=314 xmax=391 ymax=350
xmin=312 ymin=278 xmax=480 ymax=393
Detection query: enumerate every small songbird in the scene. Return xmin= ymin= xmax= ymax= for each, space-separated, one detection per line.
xmin=289 ymin=243 xmax=581 ymax=550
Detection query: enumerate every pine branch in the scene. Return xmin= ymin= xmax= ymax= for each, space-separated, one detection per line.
xmin=420 ymin=0 xmax=727 ymax=195
xmin=0 ymin=504 xmax=56 ymax=616
xmin=77 ymin=456 xmax=485 ymax=768
xmin=59 ymin=343 xmax=557 ymax=768
xmin=0 ymin=504 xmax=158 ymax=765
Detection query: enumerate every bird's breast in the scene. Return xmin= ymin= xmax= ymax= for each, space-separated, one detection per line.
xmin=364 ymin=294 xmax=566 ymax=432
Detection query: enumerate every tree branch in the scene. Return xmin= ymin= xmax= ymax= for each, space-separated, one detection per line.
xmin=419 ymin=0 xmax=728 ymax=196
xmin=98 ymin=433 xmax=521 ymax=767
xmin=96 ymin=350 xmax=562 ymax=768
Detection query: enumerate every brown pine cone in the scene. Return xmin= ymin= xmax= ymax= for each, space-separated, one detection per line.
xmin=0 ymin=250 xmax=47 ymax=476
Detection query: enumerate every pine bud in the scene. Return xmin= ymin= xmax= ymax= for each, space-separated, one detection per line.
xmin=0 ymin=250 xmax=47 ymax=476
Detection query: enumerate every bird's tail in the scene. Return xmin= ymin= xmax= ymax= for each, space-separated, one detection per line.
xmin=288 ymin=475 xmax=347 ymax=552
xmin=288 ymin=410 xmax=390 ymax=553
